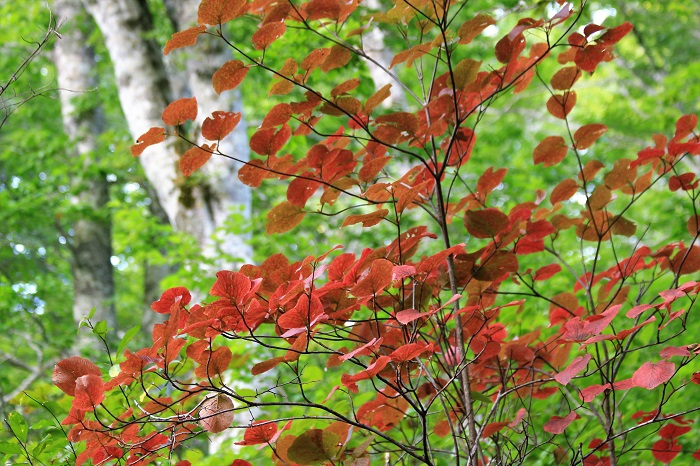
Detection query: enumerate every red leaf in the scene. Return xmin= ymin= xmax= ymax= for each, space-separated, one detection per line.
xmin=211 ymin=271 xmax=253 ymax=302
xmin=340 ymin=356 xmax=391 ymax=392
xmin=52 ymin=357 xmax=102 ymax=396
xmin=350 ymin=258 xmax=394 ymax=297
xmin=652 ymin=439 xmax=681 ymax=464
xmin=579 ymin=384 xmax=609 ymax=402
xmin=212 ymin=60 xmax=249 ymax=94
xmin=73 ymin=374 xmax=105 ymax=411
xmin=235 ymin=421 xmax=278 ymax=445
xmin=252 ymin=22 xmax=286 ymax=50
xmin=195 ymin=346 xmax=232 ymax=378
xmin=599 ymin=22 xmax=633 ymax=45
xmin=533 ymin=136 xmax=568 ymax=166
xmin=464 ymin=208 xmax=510 ymax=238
xmin=202 ymin=111 xmax=241 ymax=141
xmin=626 ymin=304 xmax=652 ymax=318
xmin=341 ymin=209 xmax=389 ymax=228
xmin=250 ymin=124 xmax=291 ymax=155
xmin=534 ymin=263 xmax=561 ymax=281
xmin=554 ymin=353 xmax=591 ymax=385
xmin=231 ymin=461 xmax=253 ymax=466
xmin=164 ymin=25 xmax=207 ymax=55
xmin=543 ymin=410 xmax=580 ymax=434
xmin=238 ymin=159 xmax=268 ymax=187
xmin=550 ymin=66 xmax=581 ymax=90
xmin=546 ymin=92 xmax=577 ymax=120
xmin=389 ymin=343 xmax=429 ymax=362
xmin=180 ymin=143 xmax=215 ymax=177
xmin=481 ymin=422 xmax=509 ymax=438
xmin=199 ymin=394 xmax=234 ymax=433
xmin=574 ymin=124 xmax=608 ymax=150
xmin=659 ymin=423 xmax=691 ymax=440
xmin=477 ymin=167 xmax=508 ymax=198
xmin=691 ymin=372 xmax=700 ymax=385
xmin=659 ymin=346 xmax=691 ymax=359
xmin=631 ymin=361 xmax=675 ymax=390
xmin=198 ymin=0 xmax=247 ymax=25
xmin=266 ymin=201 xmax=305 ymax=234
xmin=131 ymin=127 xmax=166 ymax=156
xmin=162 ymin=97 xmax=197 ymax=126
xmin=151 ymin=287 xmax=191 ymax=314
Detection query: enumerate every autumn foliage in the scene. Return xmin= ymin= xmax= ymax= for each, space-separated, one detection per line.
xmin=54 ymin=0 xmax=700 ymax=464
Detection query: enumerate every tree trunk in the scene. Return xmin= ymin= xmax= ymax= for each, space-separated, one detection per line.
xmin=82 ymin=0 xmax=251 ymax=263
xmin=54 ymin=0 xmax=116 ymax=332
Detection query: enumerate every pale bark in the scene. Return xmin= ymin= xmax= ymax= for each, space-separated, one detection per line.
xmin=54 ymin=0 xmax=116 ymax=330
xmin=82 ymin=0 xmax=251 ymax=264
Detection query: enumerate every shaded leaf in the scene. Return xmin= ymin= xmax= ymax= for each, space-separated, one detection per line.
xmin=199 ymin=395 xmax=234 ymax=433
xmin=547 ymin=92 xmax=577 ymax=119
xmin=287 ymin=429 xmax=340 ymax=465
xmin=180 ymin=144 xmax=215 ymax=177
xmin=465 ymin=208 xmax=510 ymax=238
xmin=458 ymin=14 xmax=496 ymax=44
xmin=266 ymin=201 xmax=306 ymax=234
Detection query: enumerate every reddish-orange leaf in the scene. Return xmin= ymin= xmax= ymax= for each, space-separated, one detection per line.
xmin=252 ymin=22 xmax=286 ymax=50
xmin=266 ymin=201 xmax=305 ymax=234
xmin=207 ymin=346 xmax=232 ymax=377
xmin=675 ymin=114 xmax=698 ymax=140
xmin=73 ymin=374 xmax=105 ymax=411
xmin=687 ymin=215 xmax=700 ymax=236
xmin=212 ymin=60 xmax=249 ymax=95
xmin=164 ymin=25 xmax=207 ymax=55
xmin=465 ymin=208 xmax=510 ymax=239
xmin=202 ymin=111 xmax=241 ymax=141
xmin=238 ymin=159 xmax=268 ymax=188
xmin=670 ymin=246 xmax=700 ymax=275
xmin=598 ymin=22 xmax=633 ymax=45
xmin=458 ymin=14 xmax=496 ymax=45
xmin=331 ymin=78 xmax=360 ymax=98
xmin=632 ymin=361 xmax=675 ymax=389
xmin=390 ymin=343 xmax=428 ymax=362
xmin=390 ymin=43 xmax=431 ymax=69
xmin=554 ymin=354 xmax=591 ymax=385
xmin=477 ymin=167 xmax=508 ymax=197
xmin=250 ymin=124 xmax=291 ymax=156
xmin=151 ymin=287 xmax=191 ymax=314
xmin=180 ymin=143 xmax=215 ymax=177
xmin=351 ymin=258 xmax=394 ymax=297
xmin=574 ymin=124 xmax=608 ymax=150
xmin=211 ymin=271 xmax=253 ymax=302
xmin=199 ymin=394 xmax=234 ymax=433
xmin=534 ymin=136 xmax=568 ymax=167
xmin=543 ymin=410 xmax=580 ymax=434
xmin=287 ymin=175 xmax=321 ymax=208
xmin=305 ymin=0 xmax=342 ymax=20
xmin=162 ymin=97 xmax=198 ymax=126
xmin=131 ymin=127 xmax=166 ymax=156
xmin=495 ymin=33 xmax=525 ymax=64
xmin=481 ymin=422 xmax=509 ymax=438
xmin=547 ymin=92 xmax=577 ymax=119
xmin=198 ymin=0 xmax=247 ymax=25
xmin=53 ymin=357 xmax=102 ymax=396
xmin=261 ymin=103 xmax=292 ymax=129
xmin=235 ymin=421 xmax=278 ymax=445
xmin=341 ymin=209 xmax=388 ymax=228
xmin=550 ymin=66 xmax=581 ymax=90
xmin=579 ymin=384 xmax=609 ymax=402
xmin=251 ymin=356 xmax=285 ymax=376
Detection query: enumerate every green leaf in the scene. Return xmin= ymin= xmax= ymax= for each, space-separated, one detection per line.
xmin=0 ymin=442 xmax=23 ymax=455
xmin=117 ymin=325 xmax=141 ymax=357
xmin=92 ymin=320 xmax=108 ymax=336
xmin=287 ymin=429 xmax=340 ymax=465
xmin=7 ymin=412 xmax=28 ymax=443
xmin=471 ymin=391 xmax=492 ymax=404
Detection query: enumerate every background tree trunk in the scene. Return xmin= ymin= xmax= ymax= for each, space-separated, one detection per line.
xmin=54 ymin=0 xmax=116 ymax=333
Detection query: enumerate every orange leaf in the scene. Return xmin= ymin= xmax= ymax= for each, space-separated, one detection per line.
xmin=164 ymin=25 xmax=207 ymax=55
xmin=53 ymin=357 xmax=102 ymax=396
xmin=199 ymin=394 xmax=234 ymax=433
xmin=238 ymin=159 xmax=268 ymax=187
xmin=533 ymin=136 xmax=568 ymax=167
xmin=547 ymin=91 xmax=577 ymax=119
xmin=458 ymin=14 xmax=496 ymax=45
xmin=341 ymin=209 xmax=388 ymax=228
xmin=162 ymin=97 xmax=198 ymax=126
xmin=250 ymin=124 xmax=291 ymax=156
xmin=202 ymin=111 xmax=241 ymax=141
xmin=252 ymin=22 xmax=286 ymax=50
xmin=130 ymin=127 xmax=166 ymax=156
xmin=266 ymin=201 xmax=305 ymax=234
xmin=574 ymin=124 xmax=607 ymax=150
xmin=365 ymin=84 xmax=392 ymax=116
xmin=321 ymin=45 xmax=351 ymax=72
xmin=212 ymin=60 xmax=249 ymax=94
xmin=180 ymin=144 xmax=215 ymax=177
xmin=198 ymin=0 xmax=247 ymax=25
xmin=261 ymin=103 xmax=293 ymax=129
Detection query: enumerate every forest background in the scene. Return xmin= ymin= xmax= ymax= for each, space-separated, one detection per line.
xmin=1 ymin=0 xmax=699 ymax=464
